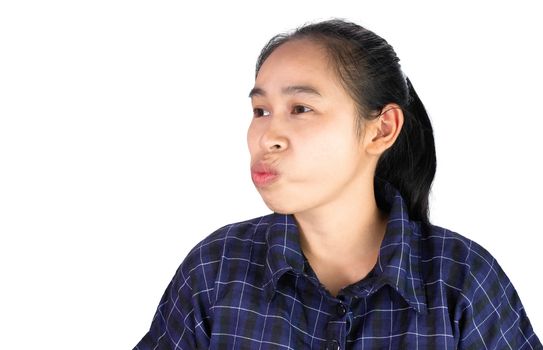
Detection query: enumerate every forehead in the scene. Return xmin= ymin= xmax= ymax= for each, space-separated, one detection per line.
xmin=255 ymin=39 xmax=341 ymax=91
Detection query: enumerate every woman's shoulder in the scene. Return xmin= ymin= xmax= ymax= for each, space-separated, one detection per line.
xmin=175 ymin=213 xmax=274 ymax=278
xmin=421 ymin=223 xmax=497 ymax=269
xmin=419 ymin=222 xmax=512 ymax=303
xmin=163 ymin=213 xmax=276 ymax=309
xmin=419 ymin=225 xmax=541 ymax=348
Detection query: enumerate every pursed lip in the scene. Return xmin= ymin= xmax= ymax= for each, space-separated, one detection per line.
xmin=251 ymin=162 xmax=280 ymax=187
xmin=251 ymin=162 xmax=279 ymax=175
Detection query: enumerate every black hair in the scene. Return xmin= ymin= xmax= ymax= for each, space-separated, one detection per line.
xmin=254 ymin=18 xmax=437 ymax=234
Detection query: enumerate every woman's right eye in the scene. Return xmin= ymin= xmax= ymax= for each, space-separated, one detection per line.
xmin=253 ymin=108 xmax=271 ymax=118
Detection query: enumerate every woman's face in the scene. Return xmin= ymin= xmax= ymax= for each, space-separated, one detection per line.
xmin=247 ymin=38 xmax=375 ymax=214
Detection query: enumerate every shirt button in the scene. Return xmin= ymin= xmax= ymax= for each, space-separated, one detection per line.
xmin=336 ymin=302 xmax=347 ymax=317
xmin=325 ymin=340 xmax=341 ymax=350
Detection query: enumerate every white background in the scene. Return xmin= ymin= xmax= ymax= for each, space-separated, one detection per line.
xmin=1 ymin=1 xmax=542 ymax=348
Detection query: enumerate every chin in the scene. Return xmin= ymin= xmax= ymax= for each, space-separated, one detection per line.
xmin=256 ymin=186 xmax=308 ymax=215
xmin=261 ymin=197 xmax=297 ymax=215
xmin=270 ymin=208 xmax=294 ymax=215
xmin=264 ymin=203 xmax=293 ymax=215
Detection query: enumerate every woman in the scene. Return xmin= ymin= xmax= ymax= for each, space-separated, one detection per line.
xmin=134 ymin=19 xmax=541 ymax=349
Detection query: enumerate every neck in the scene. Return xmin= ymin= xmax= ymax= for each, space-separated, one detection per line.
xmin=294 ymin=177 xmax=388 ymax=265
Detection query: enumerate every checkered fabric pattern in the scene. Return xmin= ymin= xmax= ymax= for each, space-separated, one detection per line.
xmin=134 ymin=178 xmax=541 ymax=349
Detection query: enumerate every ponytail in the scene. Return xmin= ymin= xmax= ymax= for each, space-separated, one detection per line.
xmin=375 ymin=77 xmax=436 ymax=233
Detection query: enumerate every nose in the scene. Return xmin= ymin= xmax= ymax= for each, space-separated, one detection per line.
xmin=260 ymin=117 xmax=288 ymax=153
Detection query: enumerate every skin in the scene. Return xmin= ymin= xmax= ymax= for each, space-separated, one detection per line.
xmin=246 ymin=38 xmax=404 ymax=297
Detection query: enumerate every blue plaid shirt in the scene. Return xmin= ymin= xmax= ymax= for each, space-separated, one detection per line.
xmin=134 ymin=178 xmax=541 ymax=349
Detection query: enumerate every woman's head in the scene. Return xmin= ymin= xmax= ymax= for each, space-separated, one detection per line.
xmin=247 ymin=19 xmax=436 ymax=231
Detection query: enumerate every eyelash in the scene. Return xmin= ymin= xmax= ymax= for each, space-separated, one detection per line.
xmin=252 ymin=105 xmax=313 ymax=118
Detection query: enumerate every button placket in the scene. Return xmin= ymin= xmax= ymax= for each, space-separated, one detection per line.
xmin=324 ymin=298 xmax=351 ymax=350
xmin=336 ymin=302 xmax=347 ymax=317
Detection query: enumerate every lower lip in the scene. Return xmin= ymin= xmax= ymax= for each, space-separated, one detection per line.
xmin=251 ymin=172 xmax=280 ymax=187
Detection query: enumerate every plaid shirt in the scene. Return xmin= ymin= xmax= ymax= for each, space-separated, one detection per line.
xmin=134 ymin=178 xmax=541 ymax=349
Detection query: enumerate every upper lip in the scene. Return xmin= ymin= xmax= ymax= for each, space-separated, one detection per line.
xmin=251 ymin=161 xmax=279 ymax=175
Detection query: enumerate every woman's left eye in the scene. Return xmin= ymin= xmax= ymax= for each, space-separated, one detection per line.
xmin=292 ymin=105 xmax=312 ymax=114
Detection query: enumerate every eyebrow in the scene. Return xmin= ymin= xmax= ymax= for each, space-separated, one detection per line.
xmin=248 ymin=85 xmax=322 ymax=98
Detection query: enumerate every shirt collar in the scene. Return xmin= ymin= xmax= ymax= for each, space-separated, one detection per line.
xmin=261 ymin=177 xmax=428 ymax=314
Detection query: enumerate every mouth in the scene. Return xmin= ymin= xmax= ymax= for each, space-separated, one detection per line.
xmin=251 ymin=171 xmax=280 ymax=187
xmin=250 ymin=161 xmax=281 ymax=187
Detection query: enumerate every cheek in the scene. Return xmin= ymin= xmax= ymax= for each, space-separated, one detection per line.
xmin=246 ymin=123 xmax=260 ymax=154
xmin=280 ymin=140 xmax=356 ymax=212
xmin=296 ymin=129 xmax=358 ymax=180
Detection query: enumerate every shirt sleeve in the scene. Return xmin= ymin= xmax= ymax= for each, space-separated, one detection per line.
xmin=455 ymin=254 xmax=542 ymax=350
xmin=133 ymin=226 xmax=228 ymax=349
xmin=132 ymin=259 xmax=210 ymax=350
xmin=134 ymin=268 xmax=196 ymax=350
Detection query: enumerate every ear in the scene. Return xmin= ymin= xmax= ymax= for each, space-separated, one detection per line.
xmin=364 ymin=103 xmax=404 ymax=156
